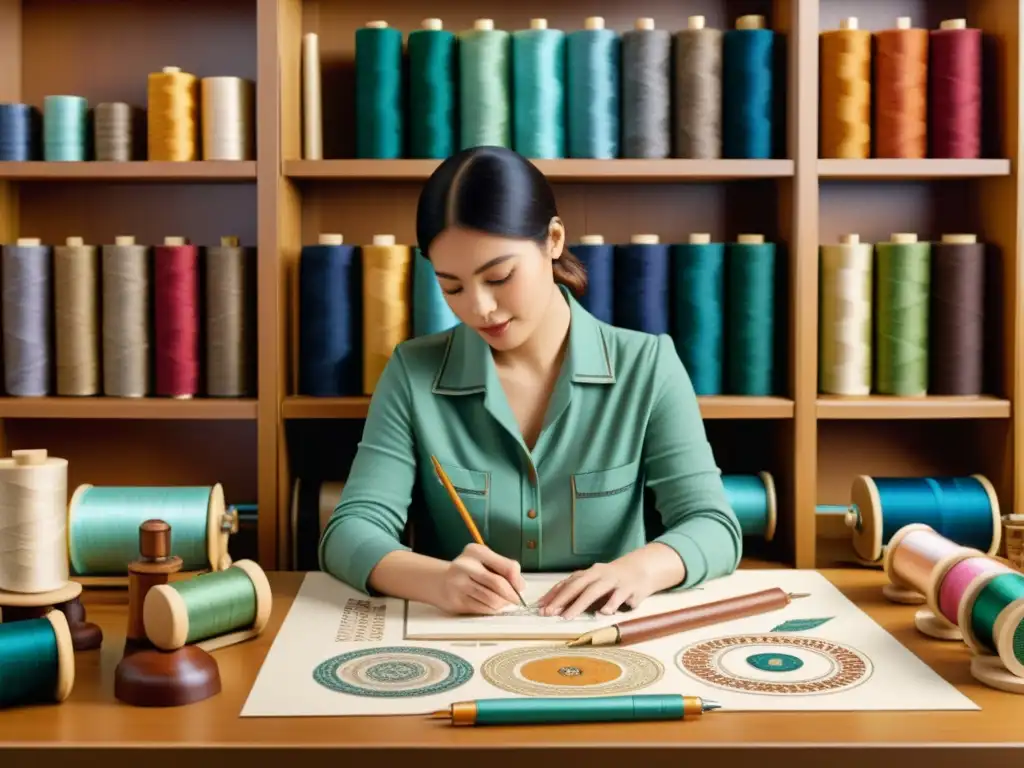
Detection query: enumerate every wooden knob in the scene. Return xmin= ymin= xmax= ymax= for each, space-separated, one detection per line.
xmin=139 ymin=520 xmax=171 ymax=560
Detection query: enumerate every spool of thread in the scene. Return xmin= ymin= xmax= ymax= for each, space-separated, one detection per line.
xmin=881 ymin=523 xmax=967 ymax=605
xmin=722 ymin=15 xmax=774 ymax=159
xmin=512 ymin=18 xmax=565 ymax=159
xmin=0 ymin=449 xmax=69 ymax=594
xmin=93 ymin=102 xmax=134 ymax=161
xmin=154 ymin=237 xmax=199 ymax=398
xmin=102 ymin=235 xmax=150 ymax=397
xmin=571 ymin=235 xmax=614 ymax=324
xmin=408 ymin=19 xmax=456 ymax=159
xmin=875 ymin=233 xmax=930 ymax=395
xmin=54 ymin=236 xmax=100 ymax=396
xmin=843 ymin=474 xmax=1001 ymax=565
xmin=929 ymin=19 xmax=982 ymax=159
xmin=818 ymin=234 xmax=872 ymax=395
xmin=621 ymin=17 xmax=671 ymax=159
xmin=819 ymin=17 xmax=871 ymax=159
xmin=725 ymin=234 xmax=775 ymax=395
xmin=0 ymin=102 xmax=38 ymax=160
xmin=613 ymin=235 xmax=669 ymax=334
xmin=412 ymin=247 xmax=458 ymax=337
xmin=67 ymin=483 xmax=232 ymax=576
xmin=43 ymin=95 xmax=88 ymax=161
xmin=722 ymin=472 xmax=777 ymax=541
xmin=147 ymin=66 xmax=199 ymax=161
xmin=143 ymin=559 xmax=272 ymax=652
xmin=200 ymin=77 xmax=255 ymax=160
xmin=2 ymin=238 xmax=52 ymax=397
xmin=671 ymin=233 xmax=724 ymax=395
xmin=290 ymin=478 xmax=346 ymax=570
xmin=0 ymin=611 xmax=75 ymax=709
xmin=298 ymin=234 xmax=362 ymax=396
xmin=460 ymin=19 xmax=511 ymax=149
xmin=206 ymin=236 xmax=253 ymax=397
xmin=957 ymin=566 xmax=1024 ymax=690
xmin=924 ymin=548 xmax=1013 ymax=639
xmin=673 ymin=16 xmax=722 ymax=159
xmin=302 ymin=32 xmax=323 ymax=160
xmin=355 ymin=21 xmax=404 ymax=159
xmin=875 ymin=17 xmax=929 ymax=158
xmin=362 ymin=234 xmax=411 ymax=394
xmin=930 ymin=233 xmax=985 ymax=395
xmin=566 ymin=17 xmax=619 ymax=158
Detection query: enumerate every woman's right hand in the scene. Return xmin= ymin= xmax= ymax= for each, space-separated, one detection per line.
xmin=436 ymin=543 xmax=528 ymax=615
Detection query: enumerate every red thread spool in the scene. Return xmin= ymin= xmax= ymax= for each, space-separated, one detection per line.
xmin=154 ymin=237 xmax=200 ymax=397
xmin=929 ymin=18 xmax=982 ymax=158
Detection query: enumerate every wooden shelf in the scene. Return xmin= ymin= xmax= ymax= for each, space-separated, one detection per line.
xmin=282 ymin=395 xmax=794 ymax=421
xmin=816 ymin=396 xmax=1011 ymax=420
xmin=0 ymin=161 xmax=257 ymax=181
xmin=818 ymin=159 xmax=1011 ymax=180
xmin=284 ymin=159 xmax=795 ymax=182
xmin=0 ymin=397 xmax=258 ymax=420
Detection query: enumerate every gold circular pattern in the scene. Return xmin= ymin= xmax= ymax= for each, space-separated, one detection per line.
xmin=481 ymin=646 xmax=663 ymax=697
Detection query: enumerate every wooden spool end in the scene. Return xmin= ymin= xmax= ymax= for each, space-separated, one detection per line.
xmin=220 ymin=236 xmax=239 ymax=247
xmin=12 ymin=448 xmax=47 ymax=465
xmin=687 ymin=16 xmax=706 ymax=30
xmin=114 ymin=235 xmax=136 ymax=246
xmin=578 ymin=235 xmax=604 ymax=245
xmin=688 ymin=233 xmax=712 ymax=245
xmin=940 ymin=18 xmax=967 ymax=30
xmin=942 ymin=233 xmax=977 ymax=244
xmin=473 ymin=19 xmax=494 ymax=31
xmin=162 ymin=66 xmax=182 ymax=74
xmin=65 ymin=236 xmax=84 ymax=247
xmin=738 ymin=233 xmax=765 ymax=244
xmin=630 ymin=234 xmax=659 ymax=245
xmin=736 ymin=15 xmax=765 ymax=30
xmin=530 ymin=19 xmax=547 ymax=30
xmin=16 ymin=237 xmax=41 ymax=247
xmin=584 ymin=17 xmax=605 ymax=30
xmin=45 ymin=609 xmax=76 ymax=702
xmin=635 ymin=17 xmax=655 ymax=30
xmin=421 ymin=18 xmax=442 ymax=30
xmin=372 ymin=234 xmax=397 ymax=246
xmin=163 ymin=236 xmax=187 ymax=246
xmin=365 ymin=20 xmax=388 ymax=28
xmin=839 ymin=234 xmax=860 ymax=244
xmin=318 ymin=233 xmax=344 ymax=246
xmin=890 ymin=232 xmax=918 ymax=244
xmin=896 ymin=17 xmax=912 ymax=30
xmin=840 ymin=17 xmax=859 ymax=30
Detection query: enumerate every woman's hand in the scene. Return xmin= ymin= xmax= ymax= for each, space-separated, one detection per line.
xmin=436 ymin=543 xmax=527 ymax=615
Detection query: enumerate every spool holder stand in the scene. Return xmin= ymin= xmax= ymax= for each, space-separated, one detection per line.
xmin=114 ymin=519 xmax=221 ymax=707
xmin=0 ymin=582 xmax=103 ymax=652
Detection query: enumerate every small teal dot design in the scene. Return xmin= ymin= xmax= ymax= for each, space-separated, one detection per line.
xmin=312 ymin=646 xmax=474 ymax=698
xmin=746 ymin=652 xmax=804 ymax=672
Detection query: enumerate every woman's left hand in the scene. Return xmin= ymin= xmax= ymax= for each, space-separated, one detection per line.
xmin=535 ymin=560 xmax=654 ymax=619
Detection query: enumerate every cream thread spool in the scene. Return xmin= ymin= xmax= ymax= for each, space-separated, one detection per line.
xmin=302 ymin=32 xmax=323 ymax=160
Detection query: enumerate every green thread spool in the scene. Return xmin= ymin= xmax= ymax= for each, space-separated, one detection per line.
xmin=671 ymin=233 xmax=725 ymax=395
xmin=958 ymin=569 xmax=1024 ymax=683
xmin=875 ymin=233 xmax=930 ymax=395
xmin=725 ymin=233 xmax=776 ymax=395
xmin=143 ymin=559 xmax=273 ymax=651
xmin=355 ymin=21 xmax=404 ymax=159
xmin=0 ymin=610 xmax=75 ymax=709
xmin=512 ymin=18 xmax=566 ymax=158
xmin=68 ymin=483 xmax=235 ymax=578
xmin=459 ymin=19 xmax=511 ymax=149
xmin=407 ymin=18 xmax=456 ymax=159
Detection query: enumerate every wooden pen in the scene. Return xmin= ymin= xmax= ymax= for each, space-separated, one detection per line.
xmin=566 ymin=587 xmax=809 ymax=647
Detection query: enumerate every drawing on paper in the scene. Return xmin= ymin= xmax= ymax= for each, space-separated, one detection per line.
xmin=312 ymin=646 xmax=474 ymax=698
xmin=335 ymin=598 xmax=389 ymax=642
xmin=480 ymin=646 xmax=664 ymax=697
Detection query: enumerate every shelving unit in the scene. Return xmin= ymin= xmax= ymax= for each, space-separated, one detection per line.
xmin=0 ymin=0 xmax=1018 ymax=574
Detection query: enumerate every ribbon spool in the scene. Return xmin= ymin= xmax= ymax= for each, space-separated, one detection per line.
xmin=143 ymin=559 xmax=272 ymax=652
xmin=881 ymin=524 xmax=971 ymax=608
xmin=920 ymin=545 xmax=1012 ymax=641
xmin=956 ymin=564 xmax=1024 ymax=694
xmin=0 ymin=610 xmax=75 ymax=709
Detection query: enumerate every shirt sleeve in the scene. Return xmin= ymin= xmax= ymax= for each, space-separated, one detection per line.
xmin=318 ymin=349 xmax=415 ymax=593
xmin=643 ymin=334 xmax=743 ymax=588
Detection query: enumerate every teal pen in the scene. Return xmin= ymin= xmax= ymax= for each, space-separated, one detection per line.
xmin=430 ymin=694 xmax=721 ymax=726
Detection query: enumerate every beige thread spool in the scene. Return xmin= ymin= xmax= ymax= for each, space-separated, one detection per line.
xmin=362 ymin=234 xmax=411 ymax=394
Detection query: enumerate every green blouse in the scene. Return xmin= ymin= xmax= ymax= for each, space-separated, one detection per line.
xmin=319 ymin=286 xmax=743 ymax=593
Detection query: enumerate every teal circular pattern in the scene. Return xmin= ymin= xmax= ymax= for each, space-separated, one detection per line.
xmin=746 ymin=652 xmax=804 ymax=672
xmin=312 ymin=646 xmax=474 ymax=698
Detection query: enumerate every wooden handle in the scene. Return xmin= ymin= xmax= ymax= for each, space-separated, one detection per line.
xmin=430 ymin=456 xmax=484 ymax=545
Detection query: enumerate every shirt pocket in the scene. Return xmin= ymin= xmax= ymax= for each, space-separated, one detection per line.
xmin=571 ymin=459 xmax=641 ymax=556
xmin=434 ymin=461 xmax=491 ymax=540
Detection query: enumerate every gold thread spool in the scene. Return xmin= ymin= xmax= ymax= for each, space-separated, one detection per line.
xmin=147 ymin=66 xmax=199 ymax=161
xmin=819 ymin=233 xmax=872 ymax=395
xmin=200 ymin=76 xmax=255 ymax=160
xmin=362 ymin=234 xmax=411 ymax=394
xmin=820 ymin=17 xmax=871 ymax=158
xmin=53 ymin=235 xmax=100 ymax=396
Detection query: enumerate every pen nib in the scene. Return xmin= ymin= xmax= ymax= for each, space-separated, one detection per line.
xmin=565 ymin=637 xmax=589 ymax=648
xmin=702 ymin=700 xmax=722 ymax=712
xmin=787 ymin=592 xmax=811 ymax=600
xmin=428 ymin=710 xmax=450 ymax=719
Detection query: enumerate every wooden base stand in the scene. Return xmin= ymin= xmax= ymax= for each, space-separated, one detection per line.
xmin=0 ymin=582 xmax=103 ymax=651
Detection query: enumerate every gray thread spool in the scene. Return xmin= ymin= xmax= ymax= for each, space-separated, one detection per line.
xmin=102 ymin=235 xmax=149 ymax=397
xmin=674 ymin=16 xmax=723 ymax=159
xmin=94 ymin=102 xmax=134 ymax=161
xmin=2 ymin=238 xmax=52 ymax=396
xmin=622 ymin=17 xmax=671 ymax=158
xmin=54 ymin=236 xmax=100 ymax=396
xmin=205 ymin=236 xmax=253 ymax=396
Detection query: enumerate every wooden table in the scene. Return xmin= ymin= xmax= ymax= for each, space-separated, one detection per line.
xmin=0 ymin=569 xmax=1021 ymax=767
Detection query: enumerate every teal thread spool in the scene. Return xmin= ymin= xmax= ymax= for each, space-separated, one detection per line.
xmin=512 ymin=18 xmax=565 ymax=158
xmin=723 ymin=472 xmax=777 ymax=541
xmin=567 ymin=16 xmax=619 ymax=158
xmin=725 ymin=234 xmax=776 ymax=395
xmin=67 ymin=483 xmax=236 ymax=577
xmin=875 ymin=233 xmax=931 ymax=395
xmin=722 ymin=15 xmax=775 ymax=159
xmin=143 ymin=559 xmax=273 ymax=651
xmin=0 ymin=610 xmax=75 ymax=709
xmin=355 ymin=21 xmax=404 ymax=159
xmin=460 ymin=19 xmax=511 ymax=149
xmin=412 ymin=247 xmax=459 ymax=336
xmin=671 ymin=233 xmax=725 ymax=395
xmin=957 ymin=566 xmax=1024 ymax=690
xmin=407 ymin=18 xmax=456 ymax=158
xmin=43 ymin=95 xmax=88 ymax=161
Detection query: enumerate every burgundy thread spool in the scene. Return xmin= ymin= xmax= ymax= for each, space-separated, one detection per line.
xmin=929 ymin=18 xmax=982 ymax=158
xmin=154 ymin=236 xmax=200 ymax=398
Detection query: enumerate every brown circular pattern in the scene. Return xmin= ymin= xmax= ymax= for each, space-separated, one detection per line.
xmin=481 ymin=646 xmax=663 ymax=697
xmin=676 ymin=634 xmax=872 ymax=696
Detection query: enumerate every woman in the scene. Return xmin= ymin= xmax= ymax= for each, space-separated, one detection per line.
xmin=319 ymin=146 xmax=742 ymax=620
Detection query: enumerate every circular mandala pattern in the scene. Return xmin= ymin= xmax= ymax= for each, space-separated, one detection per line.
xmin=481 ymin=646 xmax=663 ymax=697
xmin=312 ymin=646 xmax=474 ymax=698
xmin=677 ymin=634 xmax=872 ymax=696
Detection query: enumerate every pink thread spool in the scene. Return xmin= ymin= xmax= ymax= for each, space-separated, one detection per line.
xmin=918 ymin=549 xmax=999 ymax=640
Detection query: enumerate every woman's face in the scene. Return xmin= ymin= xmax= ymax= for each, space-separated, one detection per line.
xmin=429 ymin=224 xmax=563 ymax=352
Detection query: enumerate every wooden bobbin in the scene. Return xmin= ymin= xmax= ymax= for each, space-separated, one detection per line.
xmin=114 ymin=235 xmax=136 ymax=246
xmin=688 ymin=16 xmax=705 ymax=30
xmin=689 ymin=233 xmax=712 ymax=244
xmin=736 ymin=15 xmax=765 ymax=30
xmin=635 ymin=17 xmax=655 ymax=30
xmin=896 ymin=17 xmax=913 ymax=30
xmin=114 ymin=520 xmax=221 ymax=708
xmin=530 ymin=19 xmax=547 ymax=30
xmin=839 ymin=233 xmax=860 ymax=244
xmin=941 ymin=233 xmax=977 ymax=244
xmin=220 ymin=235 xmax=239 ymax=247
xmin=584 ymin=17 xmax=605 ymax=31
xmin=578 ymin=235 xmax=604 ymax=245
xmin=940 ymin=18 xmax=968 ymax=30
xmin=957 ymin=568 xmax=1024 ymax=694
xmin=840 ymin=17 xmax=859 ymax=31
xmin=474 ymin=19 xmax=494 ymax=31
xmin=16 ymin=237 xmax=41 ymax=246
xmin=738 ymin=233 xmax=765 ymax=245
xmin=372 ymin=234 xmax=397 ymax=246
xmin=422 ymin=18 xmax=443 ymax=30
xmin=65 ymin=236 xmax=85 ymax=247
xmin=365 ymin=20 xmax=388 ymax=29
xmin=318 ymin=233 xmax=343 ymax=246
xmin=630 ymin=234 xmax=659 ymax=245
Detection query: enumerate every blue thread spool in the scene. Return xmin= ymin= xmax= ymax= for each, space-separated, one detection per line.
xmin=723 ymin=472 xmax=777 ymax=541
xmin=837 ymin=474 xmax=1002 ymax=563
xmin=0 ymin=610 xmax=75 ymax=709
xmin=722 ymin=15 xmax=775 ymax=159
xmin=0 ymin=103 xmax=39 ymax=160
xmin=43 ymin=95 xmax=88 ymax=161
xmin=614 ymin=234 xmax=669 ymax=334
xmin=412 ymin=247 xmax=458 ymax=337
xmin=571 ymin=235 xmax=614 ymax=324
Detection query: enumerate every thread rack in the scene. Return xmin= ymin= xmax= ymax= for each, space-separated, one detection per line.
xmin=0 ymin=0 xmax=1018 ymax=575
